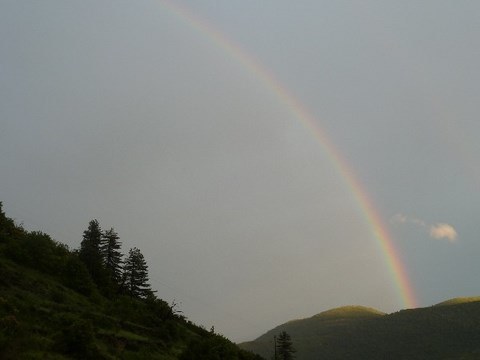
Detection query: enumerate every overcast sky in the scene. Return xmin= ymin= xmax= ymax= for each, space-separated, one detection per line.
xmin=1 ymin=0 xmax=480 ymax=342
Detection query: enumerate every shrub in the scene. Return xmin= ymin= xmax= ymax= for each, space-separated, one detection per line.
xmin=56 ymin=319 xmax=99 ymax=359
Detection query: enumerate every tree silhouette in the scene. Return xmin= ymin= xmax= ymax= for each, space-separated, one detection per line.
xmin=100 ymin=227 xmax=123 ymax=285
xmin=79 ymin=219 xmax=105 ymax=286
xmin=276 ymin=331 xmax=296 ymax=360
xmin=122 ymin=247 xmax=153 ymax=298
xmin=0 ymin=202 xmax=24 ymax=240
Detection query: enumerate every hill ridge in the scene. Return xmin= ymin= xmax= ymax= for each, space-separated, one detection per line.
xmin=434 ymin=296 xmax=480 ymax=307
xmin=311 ymin=305 xmax=385 ymax=319
xmin=240 ymin=299 xmax=480 ymax=360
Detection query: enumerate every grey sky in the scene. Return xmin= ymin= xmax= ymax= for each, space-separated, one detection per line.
xmin=1 ymin=1 xmax=480 ymax=341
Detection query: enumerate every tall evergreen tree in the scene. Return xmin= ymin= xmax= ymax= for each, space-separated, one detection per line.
xmin=100 ymin=227 xmax=123 ymax=284
xmin=276 ymin=331 xmax=296 ymax=360
xmin=79 ymin=219 xmax=105 ymax=286
xmin=122 ymin=247 xmax=153 ymax=298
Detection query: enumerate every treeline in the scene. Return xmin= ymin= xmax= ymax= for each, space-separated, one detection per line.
xmin=78 ymin=219 xmax=154 ymax=300
xmin=1 ymin=205 xmax=155 ymax=304
xmin=0 ymin=202 xmax=177 ymax=338
xmin=0 ymin=202 xmax=264 ymax=359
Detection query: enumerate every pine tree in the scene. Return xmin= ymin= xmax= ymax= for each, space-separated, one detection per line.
xmin=100 ymin=227 xmax=123 ymax=285
xmin=122 ymin=247 xmax=153 ymax=298
xmin=276 ymin=331 xmax=296 ymax=360
xmin=79 ymin=219 xmax=105 ymax=286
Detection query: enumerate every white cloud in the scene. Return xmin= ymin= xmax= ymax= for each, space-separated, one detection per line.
xmin=390 ymin=213 xmax=407 ymax=224
xmin=411 ymin=218 xmax=426 ymax=227
xmin=391 ymin=214 xmax=458 ymax=243
xmin=430 ymin=223 xmax=458 ymax=242
xmin=390 ymin=213 xmax=426 ymax=227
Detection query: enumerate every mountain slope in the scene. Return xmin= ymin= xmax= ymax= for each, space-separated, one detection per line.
xmin=0 ymin=252 xmax=267 ymax=359
xmin=240 ymin=301 xmax=480 ymax=360
xmin=0 ymin=203 xmax=263 ymax=359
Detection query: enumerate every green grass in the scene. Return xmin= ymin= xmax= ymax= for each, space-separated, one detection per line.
xmin=0 ymin=255 xmax=262 ymax=359
xmin=0 ymin=202 xmax=265 ymax=359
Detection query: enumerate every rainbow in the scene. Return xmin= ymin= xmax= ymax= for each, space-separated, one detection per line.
xmin=160 ymin=0 xmax=417 ymax=309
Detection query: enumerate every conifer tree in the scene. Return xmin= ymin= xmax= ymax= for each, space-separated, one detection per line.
xmin=79 ymin=219 xmax=105 ymax=286
xmin=100 ymin=227 xmax=123 ymax=284
xmin=276 ymin=331 xmax=296 ymax=360
xmin=122 ymin=247 xmax=153 ymax=298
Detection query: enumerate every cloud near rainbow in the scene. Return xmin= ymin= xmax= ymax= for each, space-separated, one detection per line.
xmin=160 ymin=0 xmax=418 ymax=309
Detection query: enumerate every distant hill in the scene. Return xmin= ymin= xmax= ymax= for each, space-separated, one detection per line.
xmin=309 ymin=305 xmax=385 ymax=320
xmin=434 ymin=296 xmax=480 ymax=307
xmin=240 ymin=301 xmax=480 ymax=359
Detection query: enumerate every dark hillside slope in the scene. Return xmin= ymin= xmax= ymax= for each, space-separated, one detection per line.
xmin=0 ymin=203 xmax=263 ymax=359
xmin=240 ymin=306 xmax=384 ymax=359
xmin=240 ymin=302 xmax=480 ymax=360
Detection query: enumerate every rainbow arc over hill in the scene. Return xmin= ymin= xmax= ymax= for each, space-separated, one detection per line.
xmin=161 ymin=0 xmax=417 ymax=309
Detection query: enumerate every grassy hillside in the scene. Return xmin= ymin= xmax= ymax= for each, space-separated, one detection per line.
xmin=3 ymin=201 xmax=480 ymax=359
xmin=240 ymin=301 xmax=480 ymax=360
xmin=0 ymin=203 xmax=263 ymax=359
xmin=240 ymin=306 xmax=385 ymax=360
xmin=434 ymin=296 xmax=480 ymax=307
xmin=309 ymin=305 xmax=385 ymax=319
